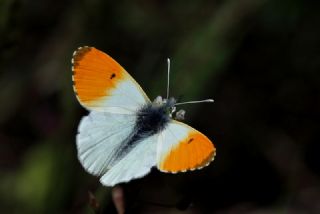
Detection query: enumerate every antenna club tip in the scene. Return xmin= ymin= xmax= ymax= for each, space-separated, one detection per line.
xmin=167 ymin=58 xmax=170 ymax=63
xmin=208 ymin=99 xmax=214 ymax=103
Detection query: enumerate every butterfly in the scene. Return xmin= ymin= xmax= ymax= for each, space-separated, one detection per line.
xmin=72 ymin=46 xmax=216 ymax=186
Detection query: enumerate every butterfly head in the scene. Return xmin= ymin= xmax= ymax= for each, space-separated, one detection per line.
xmin=152 ymin=96 xmax=178 ymax=117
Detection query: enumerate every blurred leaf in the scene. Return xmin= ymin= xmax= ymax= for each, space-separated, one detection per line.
xmin=2 ymin=142 xmax=74 ymax=213
xmin=0 ymin=74 xmax=24 ymax=124
xmin=0 ymin=0 xmax=14 ymax=33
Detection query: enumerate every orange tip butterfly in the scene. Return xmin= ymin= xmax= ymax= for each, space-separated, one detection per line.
xmin=72 ymin=46 xmax=216 ymax=186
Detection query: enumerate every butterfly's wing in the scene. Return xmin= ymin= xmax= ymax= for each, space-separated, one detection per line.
xmin=100 ymin=134 xmax=158 ymax=186
xmin=76 ymin=111 xmax=137 ymax=176
xmin=77 ymin=111 xmax=158 ymax=186
xmin=72 ymin=46 xmax=150 ymax=114
xmin=74 ymin=47 xmax=156 ymax=186
xmin=156 ymin=120 xmax=216 ymax=173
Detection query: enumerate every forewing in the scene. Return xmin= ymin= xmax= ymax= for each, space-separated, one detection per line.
xmin=72 ymin=46 xmax=150 ymax=114
xmin=156 ymin=120 xmax=216 ymax=173
xmin=76 ymin=111 xmax=136 ymax=176
xmin=100 ymin=135 xmax=158 ymax=186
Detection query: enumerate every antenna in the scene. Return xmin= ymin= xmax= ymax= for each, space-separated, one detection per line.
xmin=175 ymin=99 xmax=214 ymax=106
xmin=164 ymin=58 xmax=214 ymax=106
xmin=166 ymin=58 xmax=170 ymax=99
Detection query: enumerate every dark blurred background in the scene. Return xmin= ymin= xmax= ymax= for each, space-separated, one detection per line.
xmin=1 ymin=0 xmax=320 ymax=213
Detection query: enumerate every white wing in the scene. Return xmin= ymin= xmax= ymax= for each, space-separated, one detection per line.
xmin=76 ymin=111 xmax=136 ymax=176
xmin=100 ymin=134 xmax=158 ymax=186
xmin=93 ymin=80 xmax=149 ymax=113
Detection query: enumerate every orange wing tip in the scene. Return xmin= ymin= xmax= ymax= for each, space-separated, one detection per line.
xmin=71 ymin=46 xmax=92 ymax=74
xmin=158 ymin=130 xmax=216 ymax=173
xmin=71 ymin=46 xmax=129 ymax=105
xmin=72 ymin=46 xmax=92 ymax=66
xmin=159 ymin=150 xmax=216 ymax=174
